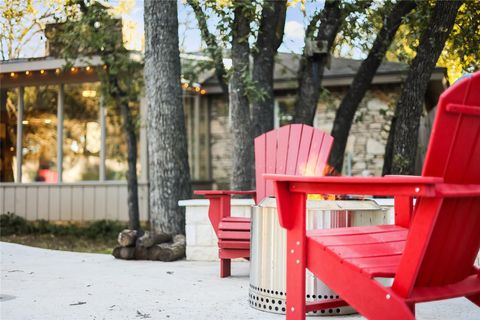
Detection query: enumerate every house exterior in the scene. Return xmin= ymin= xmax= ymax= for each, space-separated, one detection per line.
xmin=205 ymin=53 xmax=446 ymax=188
xmin=0 ymin=47 xmax=446 ymax=221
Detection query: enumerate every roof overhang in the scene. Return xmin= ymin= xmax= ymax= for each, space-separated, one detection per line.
xmin=203 ymin=70 xmax=446 ymax=94
xmin=0 ymin=56 xmax=103 ymax=88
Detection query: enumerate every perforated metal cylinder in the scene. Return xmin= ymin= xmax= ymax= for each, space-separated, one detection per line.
xmin=249 ymin=198 xmax=387 ymax=315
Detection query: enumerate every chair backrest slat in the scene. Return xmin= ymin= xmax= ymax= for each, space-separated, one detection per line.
xmin=305 ymin=130 xmax=326 ymax=176
xmin=264 ymin=130 xmax=278 ymax=201
xmin=285 ymin=125 xmax=304 ymax=175
xmin=254 ymin=124 xmax=333 ymax=204
xmin=254 ymin=134 xmax=266 ymax=205
xmin=315 ymin=134 xmax=334 ymax=176
xmin=393 ymin=73 xmax=480 ymax=297
xmin=294 ymin=126 xmax=314 ymax=176
xmin=276 ymin=125 xmax=291 ymax=175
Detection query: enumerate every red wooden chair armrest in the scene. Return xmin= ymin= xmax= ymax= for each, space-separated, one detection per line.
xmin=194 ymin=190 xmax=256 ymax=197
xmin=264 ymin=174 xmax=443 ymax=197
xmin=264 ymin=174 xmax=444 ymax=230
xmin=193 ymin=190 xmax=255 ymax=234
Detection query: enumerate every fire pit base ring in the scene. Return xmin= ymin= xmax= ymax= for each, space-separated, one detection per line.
xmin=248 ymin=284 xmax=353 ymax=316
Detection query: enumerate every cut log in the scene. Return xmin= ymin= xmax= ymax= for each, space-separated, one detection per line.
xmin=117 ymin=229 xmax=138 ymax=247
xmin=148 ymin=235 xmax=186 ymax=261
xmin=137 ymin=231 xmax=172 ymax=248
xmin=134 ymin=246 xmax=150 ymax=260
xmin=112 ymin=246 xmax=136 ymax=260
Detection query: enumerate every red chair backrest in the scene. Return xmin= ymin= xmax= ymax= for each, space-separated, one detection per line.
xmin=254 ymin=124 xmax=333 ymax=204
xmin=393 ymin=72 xmax=480 ymax=297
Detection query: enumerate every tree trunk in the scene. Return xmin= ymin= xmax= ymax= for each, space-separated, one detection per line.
xmin=229 ymin=1 xmax=254 ymax=190
xmin=187 ymin=0 xmax=228 ymax=97
xmin=118 ymin=98 xmax=140 ymax=230
xmin=328 ymin=0 xmax=416 ymax=173
xmin=0 ymin=89 xmax=15 ymax=182
xmin=382 ymin=116 xmax=396 ymax=176
xmin=293 ymin=0 xmax=342 ymax=125
xmin=108 ymin=74 xmax=141 ymax=231
xmin=386 ymin=0 xmax=462 ymax=175
xmin=251 ymin=0 xmax=287 ymax=138
xmin=144 ymin=0 xmax=192 ymax=235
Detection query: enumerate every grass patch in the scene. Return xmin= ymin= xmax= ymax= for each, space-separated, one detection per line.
xmin=0 ymin=213 xmax=127 ymax=254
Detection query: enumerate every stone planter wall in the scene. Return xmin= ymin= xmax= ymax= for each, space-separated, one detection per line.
xmin=180 ymin=198 xmax=394 ymax=262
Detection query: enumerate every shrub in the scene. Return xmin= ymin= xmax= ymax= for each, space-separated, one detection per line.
xmin=0 ymin=213 xmax=34 ymax=235
xmin=0 ymin=213 xmax=126 ymax=239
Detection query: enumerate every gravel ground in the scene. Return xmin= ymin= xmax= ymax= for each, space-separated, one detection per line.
xmin=1 ymin=242 xmax=478 ymax=320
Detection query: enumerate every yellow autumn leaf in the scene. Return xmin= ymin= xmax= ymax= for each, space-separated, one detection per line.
xmin=216 ymin=0 xmax=232 ymax=8
xmin=111 ymin=0 xmax=136 ymax=15
xmin=287 ymin=0 xmax=303 ymax=7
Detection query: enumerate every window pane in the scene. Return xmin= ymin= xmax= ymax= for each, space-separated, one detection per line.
xmin=63 ymin=83 xmax=100 ymax=182
xmin=277 ymin=97 xmax=295 ymax=127
xmin=22 ymin=86 xmax=58 ymax=182
xmin=0 ymin=88 xmax=18 ymax=182
xmin=183 ymin=94 xmax=210 ymax=181
xmin=105 ymin=101 xmax=140 ymax=180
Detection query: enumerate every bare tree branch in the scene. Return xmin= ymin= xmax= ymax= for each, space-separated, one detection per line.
xmin=186 ymin=0 xmax=228 ymax=97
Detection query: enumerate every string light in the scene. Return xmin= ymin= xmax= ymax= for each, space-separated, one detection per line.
xmin=10 ymin=72 xmax=15 ymax=77
xmin=40 ymin=69 xmax=45 ymax=74
xmin=25 ymin=71 xmax=30 ymax=75
xmin=70 ymin=67 xmax=77 ymax=72
xmin=180 ymin=81 xmax=207 ymax=95
xmin=86 ymin=66 xmax=91 ymax=72
xmin=55 ymin=68 xmax=61 ymax=75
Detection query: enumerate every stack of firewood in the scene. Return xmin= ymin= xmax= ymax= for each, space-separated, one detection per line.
xmin=112 ymin=230 xmax=185 ymax=261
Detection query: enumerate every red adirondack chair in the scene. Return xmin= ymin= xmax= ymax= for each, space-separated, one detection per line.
xmin=265 ymin=72 xmax=480 ymax=319
xmin=195 ymin=124 xmax=333 ymax=277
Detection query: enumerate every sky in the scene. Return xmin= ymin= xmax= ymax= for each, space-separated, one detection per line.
xmin=0 ymin=0 xmax=338 ymax=60
xmin=116 ymin=0 xmax=326 ymax=54
xmin=11 ymin=0 xmax=327 ymax=59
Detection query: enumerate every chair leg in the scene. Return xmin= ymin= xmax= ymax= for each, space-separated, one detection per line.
xmin=467 ymin=293 xmax=480 ymax=307
xmin=220 ymin=258 xmax=231 ymax=278
xmin=285 ymin=259 xmax=306 ymax=320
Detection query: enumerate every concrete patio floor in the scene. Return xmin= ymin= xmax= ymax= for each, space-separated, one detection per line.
xmin=1 ymin=242 xmax=478 ymax=320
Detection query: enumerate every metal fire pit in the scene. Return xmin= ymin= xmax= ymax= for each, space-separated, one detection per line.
xmin=249 ymin=198 xmax=388 ymax=316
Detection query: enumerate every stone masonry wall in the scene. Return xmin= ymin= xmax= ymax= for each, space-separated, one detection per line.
xmin=314 ymin=84 xmax=401 ymax=176
xmin=209 ymin=84 xmax=402 ymax=187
